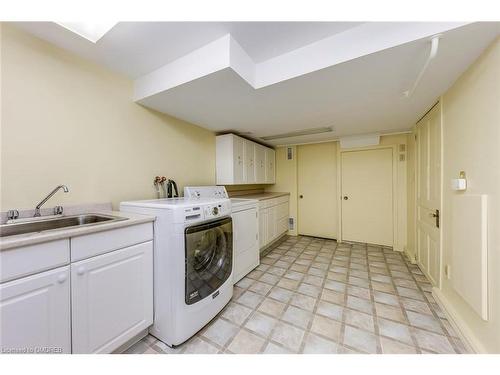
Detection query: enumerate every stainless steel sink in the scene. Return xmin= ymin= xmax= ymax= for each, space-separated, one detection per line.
xmin=0 ymin=214 xmax=128 ymax=238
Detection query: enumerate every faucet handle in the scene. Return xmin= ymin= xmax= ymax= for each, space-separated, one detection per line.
xmin=53 ymin=206 xmax=64 ymax=215
xmin=7 ymin=209 xmax=19 ymax=220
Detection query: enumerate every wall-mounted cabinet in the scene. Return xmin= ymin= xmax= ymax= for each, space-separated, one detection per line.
xmin=216 ymin=134 xmax=275 ymax=185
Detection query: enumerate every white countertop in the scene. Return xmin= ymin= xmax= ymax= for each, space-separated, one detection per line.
xmin=0 ymin=211 xmax=155 ymax=251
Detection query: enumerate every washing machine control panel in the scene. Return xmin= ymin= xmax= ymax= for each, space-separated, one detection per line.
xmin=203 ymin=201 xmax=230 ymax=219
xmin=184 ymin=186 xmax=228 ymax=199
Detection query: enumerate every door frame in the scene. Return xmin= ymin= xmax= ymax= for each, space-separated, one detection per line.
xmin=414 ymin=101 xmax=443 ymax=287
xmin=337 ymin=144 xmax=402 ymax=248
xmin=297 ymin=142 xmax=338 ymax=239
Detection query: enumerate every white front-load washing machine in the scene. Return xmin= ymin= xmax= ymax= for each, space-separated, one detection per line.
xmin=120 ymin=197 xmax=233 ymax=347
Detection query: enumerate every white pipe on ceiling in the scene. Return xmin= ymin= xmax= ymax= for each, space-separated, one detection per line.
xmin=404 ymin=35 xmax=441 ymax=98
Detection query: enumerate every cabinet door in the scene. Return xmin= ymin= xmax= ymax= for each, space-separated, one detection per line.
xmin=255 ymin=144 xmax=266 ymax=183
xmin=233 ymin=135 xmax=245 ymax=184
xmin=266 ymin=148 xmax=276 ymax=183
xmin=259 ymin=208 xmax=268 ymax=249
xmin=267 ymin=206 xmax=277 ymax=242
xmin=71 ymin=241 xmax=153 ymax=353
xmin=244 ymin=140 xmax=255 ymax=183
xmin=233 ymin=208 xmax=259 ymax=282
xmin=0 ymin=266 xmax=71 ymax=353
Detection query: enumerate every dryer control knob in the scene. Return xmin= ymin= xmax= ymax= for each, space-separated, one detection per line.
xmin=212 ymin=207 xmax=219 ymax=215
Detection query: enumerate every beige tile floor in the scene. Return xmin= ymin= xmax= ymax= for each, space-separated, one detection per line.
xmin=124 ymin=236 xmax=468 ymax=354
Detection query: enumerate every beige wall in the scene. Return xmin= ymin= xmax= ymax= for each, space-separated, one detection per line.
xmin=266 ymin=146 xmax=298 ymax=235
xmin=268 ymin=135 xmax=408 ymax=243
xmin=437 ymin=38 xmax=500 ymax=353
xmin=225 ymin=184 xmax=269 ymax=193
xmin=0 ymin=24 xmax=216 ymax=211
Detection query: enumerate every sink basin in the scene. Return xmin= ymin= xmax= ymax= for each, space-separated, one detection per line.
xmin=0 ymin=214 xmax=128 ymax=238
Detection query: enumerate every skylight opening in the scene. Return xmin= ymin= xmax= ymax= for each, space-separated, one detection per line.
xmin=55 ymin=22 xmax=117 ymax=43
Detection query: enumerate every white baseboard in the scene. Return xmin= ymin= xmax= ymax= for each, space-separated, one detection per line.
xmin=432 ymin=287 xmax=484 ymax=353
xmin=403 ymin=247 xmax=416 ymax=263
xmin=393 ymin=244 xmax=404 ymax=252
xmin=115 ymin=328 xmax=149 ymax=353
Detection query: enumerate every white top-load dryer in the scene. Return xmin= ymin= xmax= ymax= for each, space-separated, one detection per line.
xmin=120 ymin=197 xmax=232 ymax=347
xmin=184 ymin=186 xmax=259 ymax=283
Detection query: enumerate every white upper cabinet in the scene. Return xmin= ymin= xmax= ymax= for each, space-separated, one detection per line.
xmin=244 ymin=140 xmax=255 ymax=183
xmin=255 ymin=144 xmax=266 ymax=183
xmin=216 ymin=134 xmax=245 ymax=184
xmin=265 ymin=148 xmax=276 ymax=183
xmin=216 ymin=134 xmax=275 ymax=184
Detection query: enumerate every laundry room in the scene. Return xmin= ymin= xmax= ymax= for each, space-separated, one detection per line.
xmin=1 ymin=1 xmax=500 ymax=373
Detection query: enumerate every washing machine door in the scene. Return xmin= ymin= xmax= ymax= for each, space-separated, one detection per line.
xmin=185 ymin=217 xmax=233 ymax=305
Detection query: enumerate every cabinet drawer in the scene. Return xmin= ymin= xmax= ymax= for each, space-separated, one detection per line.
xmin=71 ymin=223 xmax=153 ymax=261
xmin=0 ymin=239 xmax=70 ymax=283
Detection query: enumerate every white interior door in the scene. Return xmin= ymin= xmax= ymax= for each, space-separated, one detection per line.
xmin=341 ymin=148 xmax=394 ymax=246
xmin=297 ymin=142 xmax=337 ymax=239
xmin=416 ymin=104 xmax=441 ymax=285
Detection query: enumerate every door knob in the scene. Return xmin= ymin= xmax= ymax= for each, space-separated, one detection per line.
xmin=343 ymin=196 xmax=349 ymax=200
xmin=430 ymin=209 xmax=440 ymax=228
xmin=299 ymin=195 xmax=303 ymax=199
xmin=76 ymin=266 xmax=86 ymax=276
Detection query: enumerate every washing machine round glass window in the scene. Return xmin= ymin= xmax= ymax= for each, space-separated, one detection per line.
xmin=184 ymin=217 xmax=233 ymax=305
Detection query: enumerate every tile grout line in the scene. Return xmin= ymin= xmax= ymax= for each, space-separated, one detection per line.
xmin=384 ymin=249 xmax=422 ymax=354
xmin=127 ymin=235 xmax=468 ymax=355
xmin=403 ymin=254 xmax=461 ymax=354
xmin=366 ymin=243 xmax=383 ymax=354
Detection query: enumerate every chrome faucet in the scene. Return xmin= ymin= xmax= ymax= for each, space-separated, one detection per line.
xmin=34 ymin=185 xmax=69 ymax=217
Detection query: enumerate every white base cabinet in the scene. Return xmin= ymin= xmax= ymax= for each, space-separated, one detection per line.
xmin=0 ymin=222 xmax=154 ymax=354
xmin=71 ymin=241 xmax=153 ymax=353
xmin=259 ymin=196 xmax=289 ymax=251
xmin=0 ymin=265 xmax=71 ymax=354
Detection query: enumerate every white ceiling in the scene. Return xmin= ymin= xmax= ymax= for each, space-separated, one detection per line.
xmin=15 ymin=21 xmax=500 ymax=145
xmin=15 ymin=22 xmax=362 ymax=77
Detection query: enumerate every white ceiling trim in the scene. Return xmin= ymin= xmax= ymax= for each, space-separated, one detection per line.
xmin=134 ymin=22 xmax=468 ymax=101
